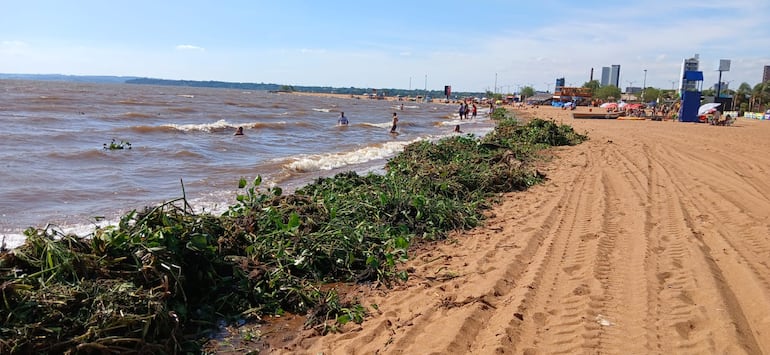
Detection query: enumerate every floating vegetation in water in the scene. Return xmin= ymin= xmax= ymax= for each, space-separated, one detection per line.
xmin=103 ymin=138 xmax=132 ymax=150
xmin=1 ymin=113 xmax=587 ymax=353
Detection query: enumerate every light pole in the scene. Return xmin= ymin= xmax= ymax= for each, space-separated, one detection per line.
xmin=642 ymin=69 xmax=647 ymax=101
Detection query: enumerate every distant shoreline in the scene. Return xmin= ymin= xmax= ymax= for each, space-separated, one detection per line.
xmin=0 ymin=73 xmax=485 ymax=99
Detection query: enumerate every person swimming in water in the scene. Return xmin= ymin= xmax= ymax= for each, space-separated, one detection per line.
xmin=454 ymin=124 xmax=462 ymax=133
xmin=338 ymin=112 xmax=349 ymax=125
xmin=234 ymin=126 xmax=244 ymax=135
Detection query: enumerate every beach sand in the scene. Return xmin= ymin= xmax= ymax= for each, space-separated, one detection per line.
xmin=260 ymin=105 xmax=770 ymax=354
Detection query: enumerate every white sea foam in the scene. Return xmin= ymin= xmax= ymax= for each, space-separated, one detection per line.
xmin=312 ymin=108 xmax=331 ymax=113
xmin=1 ymin=219 xmax=117 ymax=250
xmin=440 ymin=119 xmax=466 ymax=126
xmin=162 ymin=119 xmax=287 ymax=132
xmin=286 ymin=138 xmax=425 ymax=172
xmin=0 ymin=191 xmax=245 ymax=251
xmin=2 ymin=233 xmax=28 ymax=250
xmin=361 ymin=121 xmax=394 ymax=129
xmin=163 ymin=119 xmax=236 ymax=132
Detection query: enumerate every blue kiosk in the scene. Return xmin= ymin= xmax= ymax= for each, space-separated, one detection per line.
xmin=679 ymin=70 xmax=703 ymax=122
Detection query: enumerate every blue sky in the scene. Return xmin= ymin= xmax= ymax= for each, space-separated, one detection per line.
xmin=1 ymin=0 xmax=768 ymax=92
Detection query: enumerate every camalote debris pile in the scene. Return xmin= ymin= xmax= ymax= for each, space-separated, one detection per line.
xmin=0 ymin=110 xmax=587 ymax=353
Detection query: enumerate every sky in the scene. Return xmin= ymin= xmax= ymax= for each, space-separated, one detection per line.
xmin=1 ymin=0 xmax=769 ymax=93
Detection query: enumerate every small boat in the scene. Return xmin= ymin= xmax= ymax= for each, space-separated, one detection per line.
xmin=571 ymin=112 xmax=620 ymax=119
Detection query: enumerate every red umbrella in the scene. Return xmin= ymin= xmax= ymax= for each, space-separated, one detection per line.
xmin=600 ymin=102 xmax=618 ymax=109
xmin=625 ymin=103 xmax=642 ymax=110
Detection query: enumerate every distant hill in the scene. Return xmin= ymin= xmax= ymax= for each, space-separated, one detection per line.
xmin=0 ymin=73 xmax=139 ymax=83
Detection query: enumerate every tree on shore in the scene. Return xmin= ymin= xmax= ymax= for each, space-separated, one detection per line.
xmin=595 ymin=85 xmax=621 ymax=101
xmin=520 ymin=86 xmax=535 ymax=100
xmin=641 ymin=87 xmax=661 ymax=102
xmin=751 ymin=81 xmax=770 ymax=111
xmin=582 ymin=80 xmax=600 ymax=96
xmin=735 ymin=82 xmax=752 ymax=112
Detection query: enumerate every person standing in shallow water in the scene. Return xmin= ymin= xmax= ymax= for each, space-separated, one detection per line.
xmin=338 ymin=112 xmax=349 ymax=125
xmin=390 ymin=112 xmax=399 ymax=133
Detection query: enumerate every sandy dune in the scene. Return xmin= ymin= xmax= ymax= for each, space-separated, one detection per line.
xmin=283 ymin=106 xmax=770 ymax=354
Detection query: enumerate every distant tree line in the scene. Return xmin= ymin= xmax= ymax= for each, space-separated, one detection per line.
xmin=125 ymin=78 xmax=484 ymax=99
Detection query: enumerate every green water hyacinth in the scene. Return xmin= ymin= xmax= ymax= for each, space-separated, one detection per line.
xmin=1 ymin=113 xmax=587 ymax=353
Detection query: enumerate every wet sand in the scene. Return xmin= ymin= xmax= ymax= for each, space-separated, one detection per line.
xmin=275 ymin=105 xmax=770 ymax=354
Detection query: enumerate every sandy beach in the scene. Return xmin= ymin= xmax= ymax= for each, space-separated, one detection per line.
xmin=270 ymin=105 xmax=770 ymax=354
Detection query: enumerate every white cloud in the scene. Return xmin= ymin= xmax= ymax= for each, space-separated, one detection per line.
xmin=0 ymin=40 xmax=29 ymax=56
xmin=300 ymin=48 xmax=327 ymax=54
xmin=175 ymin=44 xmax=205 ymax=51
xmin=2 ymin=40 xmax=27 ymax=47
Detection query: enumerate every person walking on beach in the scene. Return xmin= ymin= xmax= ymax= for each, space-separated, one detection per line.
xmin=390 ymin=112 xmax=399 ymax=133
xmin=338 ymin=112 xmax=349 ymax=125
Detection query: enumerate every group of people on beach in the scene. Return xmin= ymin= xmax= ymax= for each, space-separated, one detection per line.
xmin=458 ymin=101 xmax=477 ymax=120
xmin=235 ymin=103 xmax=469 ymax=137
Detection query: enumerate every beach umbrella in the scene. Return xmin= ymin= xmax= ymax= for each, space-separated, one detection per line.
xmin=698 ymin=103 xmax=721 ymax=115
xmin=600 ymin=102 xmax=617 ymax=108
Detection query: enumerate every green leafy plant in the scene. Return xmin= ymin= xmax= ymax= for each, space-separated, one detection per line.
xmin=103 ymin=138 xmax=132 ymax=150
xmin=1 ymin=111 xmax=588 ymax=353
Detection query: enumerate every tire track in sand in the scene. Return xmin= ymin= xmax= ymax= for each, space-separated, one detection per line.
xmin=286 ymin=114 xmax=770 ymax=355
xmin=501 ymin=139 xmax=656 ymax=354
xmin=646 ymin=142 xmax=768 ymax=354
xmin=384 ymin=147 xmax=596 ymax=354
xmin=469 ymin=143 xmax=606 ymax=354
xmin=291 ymin=147 xmax=595 ymax=355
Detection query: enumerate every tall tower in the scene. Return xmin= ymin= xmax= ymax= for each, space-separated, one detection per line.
xmin=610 ymin=65 xmax=621 ymax=87
xmin=764 ymin=65 xmax=770 ymax=83
xmin=601 ymin=67 xmax=611 ymax=86
xmin=679 ymin=54 xmax=700 ymax=92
